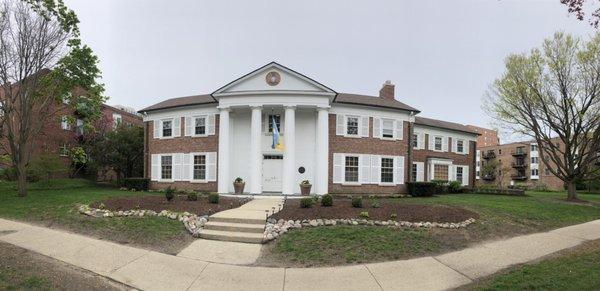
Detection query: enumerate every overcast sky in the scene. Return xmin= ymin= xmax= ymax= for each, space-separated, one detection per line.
xmin=64 ymin=0 xmax=594 ymax=140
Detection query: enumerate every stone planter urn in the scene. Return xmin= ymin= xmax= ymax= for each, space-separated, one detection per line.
xmin=300 ymin=180 xmax=312 ymax=196
xmin=233 ymin=177 xmax=245 ymax=194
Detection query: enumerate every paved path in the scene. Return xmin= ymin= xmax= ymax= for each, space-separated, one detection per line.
xmin=1 ymin=218 xmax=599 ymax=291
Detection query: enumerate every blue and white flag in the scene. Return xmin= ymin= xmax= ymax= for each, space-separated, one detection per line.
xmin=271 ymin=116 xmax=284 ymax=150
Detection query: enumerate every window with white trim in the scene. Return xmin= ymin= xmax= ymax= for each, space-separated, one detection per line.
xmin=162 ymin=120 xmax=172 ymax=137
xmin=161 ymin=155 xmax=172 ymax=180
xmin=346 ymin=116 xmax=359 ymax=136
xmin=112 ymin=114 xmax=122 ymax=129
xmin=411 ymin=163 xmax=418 ymax=182
xmin=344 ymin=156 xmax=359 ymax=182
xmin=412 ymin=134 xmax=418 ymax=148
xmin=531 ymin=144 xmax=538 ymax=151
xmin=59 ymin=143 xmax=69 ymax=157
xmin=433 ymin=164 xmax=449 ymax=180
xmin=434 ymin=136 xmax=443 ymax=151
xmin=268 ymin=114 xmax=281 ymax=133
xmin=61 ymin=116 xmax=70 ymax=130
xmin=531 ymin=169 xmax=539 ymax=176
xmin=381 ymin=157 xmax=394 ymax=183
xmin=194 ymin=117 xmax=206 ymax=135
xmin=531 ymin=157 xmax=538 ymax=163
xmin=193 ymin=154 xmax=206 ymax=180
xmin=456 ymin=166 xmax=463 ymax=182
xmin=456 ymin=140 xmax=464 ymax=153
xmin=382 ymin=119 xmax=394 ymax=138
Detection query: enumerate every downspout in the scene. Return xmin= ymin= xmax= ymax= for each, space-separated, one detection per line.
xmin=407 ymin=111 xmax=415 ymax=184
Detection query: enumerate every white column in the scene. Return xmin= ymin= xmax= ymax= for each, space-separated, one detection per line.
xmin=249 ymin=106 xmax=262 ymax=194
xmin=217 ymin=107 xmax=230 ymax=193
xmin=315 ymin=107 xmax=329 ymax=194
xmin=282 ymin=106 xmax=296 ymax=195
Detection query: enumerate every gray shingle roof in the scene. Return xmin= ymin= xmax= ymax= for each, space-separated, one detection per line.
xmin=139 ymin=94 xmax=216 ymax=112
xmin=334 ymin=93 xmax=420 ymax=113
xmin=414 ymin=116 xmax=479 ymax=135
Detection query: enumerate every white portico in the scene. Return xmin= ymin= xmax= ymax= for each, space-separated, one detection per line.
xmin=212 ymin=62 xmax=336 ymax=195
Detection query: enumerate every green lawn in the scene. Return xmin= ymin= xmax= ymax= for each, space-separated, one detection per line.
xmin=260 ymin=191 xmax=600 ymax=267
xmin=471 ymin=240 xmax=600 ymax=290
xmin=0 ymin=179 xmax=193 ymax=254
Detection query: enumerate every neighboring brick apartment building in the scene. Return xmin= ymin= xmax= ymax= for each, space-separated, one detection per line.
xmin=0 ymin=88 xmax=142 ymax=173
xmin=475 ymin=140 xmax=564 ymax=190
xmin=139 ymin=62 xmax=479 ymax=195
xmin=466 ymin=125 xmax=499 ymax=148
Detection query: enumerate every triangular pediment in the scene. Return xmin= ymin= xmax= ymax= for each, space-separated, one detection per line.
xmin=212 ymin=62 xmax=336 ymax=98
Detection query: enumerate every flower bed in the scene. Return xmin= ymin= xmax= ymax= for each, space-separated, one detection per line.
xmin=263 ymin=199 xmax=479 ymax=242
xmin=79 ymin=195 xmax=252 ymax=237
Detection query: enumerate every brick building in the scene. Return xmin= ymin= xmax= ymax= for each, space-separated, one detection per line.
xmin=466 ymin=125 xmax=499 ymax=148
xmin=140 ymin=62 xmax=479 ymax=194
xmin=476 ymin=140 xmax=564 ymax=190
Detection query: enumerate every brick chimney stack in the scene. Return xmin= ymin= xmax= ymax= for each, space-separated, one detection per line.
xmin=379 ymin=80 xmax=395 ymax=100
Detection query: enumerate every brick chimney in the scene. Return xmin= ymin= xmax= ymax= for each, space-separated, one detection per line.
xmin=379 ymin=80 xmax=395 ymax=100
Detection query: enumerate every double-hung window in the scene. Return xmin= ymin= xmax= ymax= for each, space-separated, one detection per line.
xmin=434 ymin=136 xmax=443 ymax=151
xmin=194 ymin=117 xmax=206 ymax=135
xmin=411 ymin=163 xmax=418 ymax=182
xmin=382 ymin=119 xmax=394 ymax=138
xmin=346 ymin=116 xmax=359 ymax=136
xmin=456 ymin=140 xmax=464 ymax=153
xmin=344 ymin=156 xmax=359 ymax=182
xmin=268 ymin=114 xmax=281 ymax=133
xmin=61 ymin=116 xmax=70 ymax=130
xmin=59 ymin=143 xmax=69 ymax=157
xmin=531 ymin=144 xmax=538 ymax=151
xmin=161 ymin=155 xmax=172 ymax=180
xmin=531 ymin=157 xmax=538 ymax=164
xmin=380 ymin=157 xmax=394 ymax=183
xmin=456 ymin=166 xmax=463 ymax=182
xmin=193 ymin=154 xmax=206 ymax=180
xmin=412 ymin=134 xmax=418 ymax=148
xmin=531 ymin=169 xmax=539 ymax=176
xmin=162 ymin=120 xmax=172 ymax=137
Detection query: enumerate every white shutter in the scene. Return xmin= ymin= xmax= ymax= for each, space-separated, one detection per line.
xmin=429 ymin=134 xmax=434 ymax=150
xmin=464 ymin=140 xmax=469 ymax=154
xmin=394 ymin=156 xmax=405 ymax=184
xmin=207 ymin=152 xmax=217 ymax=181
xmin=373 ymin=118 xmax=381 ymax=138
xmin=462 ymin=166 xmax=469 ymax=186
xmin=151 ymin=154 xmax=160 ymax=181
xmin=394 ymin=120 xmax=403 ymax=140
xmin=449 ymin=165 xmax=455 ymax=182
xmin=173 ymin=117 xmax=181 ymax=137
xmin=359 ymin=154 xmax=371 ymax=184
xmin=153 ymin=121 xmax=161 ymax=139
xmin=415 ymin=162 xmax=424 ymax=182
xmin=419 ymin=133 xmax=425 ymax=149
xmin=442 ymin=137 xmax=449 ymax=152
xmin=336 ymin=114 xmax=344 ymax=135
xmin=361 ymin=116 xmax=369 ymax=137
xmin=333 ymin=153 xmax=343 ymax=183
xmin=371 ymin=155 xmax=381 ymax=184
xmin=172 ymin=153 xmax=182 ymax=180
xmin=208 ymin=114 xmax=216 ymax=135
xmin=182 ymin=153 xmax=191 ymax=181
xmin=185 ymin=117 xmax=192 ymax=136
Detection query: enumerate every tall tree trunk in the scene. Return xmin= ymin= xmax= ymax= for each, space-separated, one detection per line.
xmin=566 ymin=180 xmax=578 ymax=201
xmin=17 ymin=162 xmax=27 ymax=197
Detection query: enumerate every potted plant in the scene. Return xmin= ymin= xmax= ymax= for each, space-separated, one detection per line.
xmin=233 ymin=177 xmax=245 ymax=194
xmin=300 ymin=180 xmax=312 ymax=196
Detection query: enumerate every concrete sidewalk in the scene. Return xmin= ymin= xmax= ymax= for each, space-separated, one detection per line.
xmin=0 ymin=218 xmax=599 ymax=291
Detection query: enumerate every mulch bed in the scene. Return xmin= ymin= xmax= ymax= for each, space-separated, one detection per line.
xmin=271 ymin=199 xmax=479 ymax=223
xmin=89 ymin=195 xmax=243 ymax=216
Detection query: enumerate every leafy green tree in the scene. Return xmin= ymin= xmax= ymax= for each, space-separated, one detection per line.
xmin=88 ymin=125 xmax=144 ymax=182
xmin=485 ymin=32 xmax=600 ymax=201
xmin=0 ymin=0 xmax=105 ymax=196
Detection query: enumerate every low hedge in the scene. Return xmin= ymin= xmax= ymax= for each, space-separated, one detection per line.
xmin=122 ymin=178 xmax=150 ymax=191
xmin=474 ymin=188 xmax=525 ymax=196
xmin=406 ymin=182 xmax=437 ymax=197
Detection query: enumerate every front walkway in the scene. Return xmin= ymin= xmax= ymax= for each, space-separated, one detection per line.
xmin=0 ymin=218 xmax=599 ymax=291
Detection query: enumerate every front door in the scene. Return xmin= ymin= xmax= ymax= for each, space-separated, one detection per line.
xmin=262 ymin=155 xmax=283 ymax=192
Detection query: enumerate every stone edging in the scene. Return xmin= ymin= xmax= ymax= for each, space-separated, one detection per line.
xmin=263 ymin=217 xmax=477 ymax=242
xmin=77 ymin=196 xmax=254 ymax=237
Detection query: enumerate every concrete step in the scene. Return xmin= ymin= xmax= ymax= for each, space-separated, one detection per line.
xmin=204 ymin=221 xmax=265 ymax=233
xmin=199 ymin=229 xmax=264 ymax=244
xmin=209 ymin=216 xmax=265 ymax=225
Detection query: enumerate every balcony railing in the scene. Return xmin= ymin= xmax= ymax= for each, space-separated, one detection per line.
xmin=482 ymin=174 xmax=496 ymax=181
xmin=511 ymin=150 xmax=527 ymax=157
xmin=511 ymin=174 xmax=528 ymax=180
xmin=511 ymin=162 xmax=527 ymax=168
xmin=482 ymin=151 xmax=496 ymax=159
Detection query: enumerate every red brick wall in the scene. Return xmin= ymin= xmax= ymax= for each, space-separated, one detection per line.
xmin=412 ymin=134 xmax=476 ymax=186
xmin=328 ymin=115 xmax=410 ymax=194
xmin=145 ymin=115 xmax=220 ymax=191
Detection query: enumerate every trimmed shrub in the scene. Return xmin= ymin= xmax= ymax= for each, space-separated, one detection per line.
xmin=371 ymin=201 xmax=380 ymax=208
xmin=448 ymin=181 xmax=462 ymax=193
xmin=300 ymin=197 xmax=314 ymax=208
xmin=359 ymin=211 xmax=369 ymax=218
xmin=165 ymin=187 xmax=175 ymax=201
xmin=390 ymin=213 xmax=397 ymax=220
xmin=475 ymin=187 xmax=525 ymax=196
xmin=208 ymin=193 xmax=219 ymax=204
xmin=123 ymin=178 xmax=150 ymax=191
xmin=187 ymin=192 xmax=198 ymax=201
xmin=321 ymin=194 xmax=333 ymax=207
xmin=351 ymin=197 xmax=363 ymax=208
xmin=406 ymin=182 xmax=437 ymax=197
